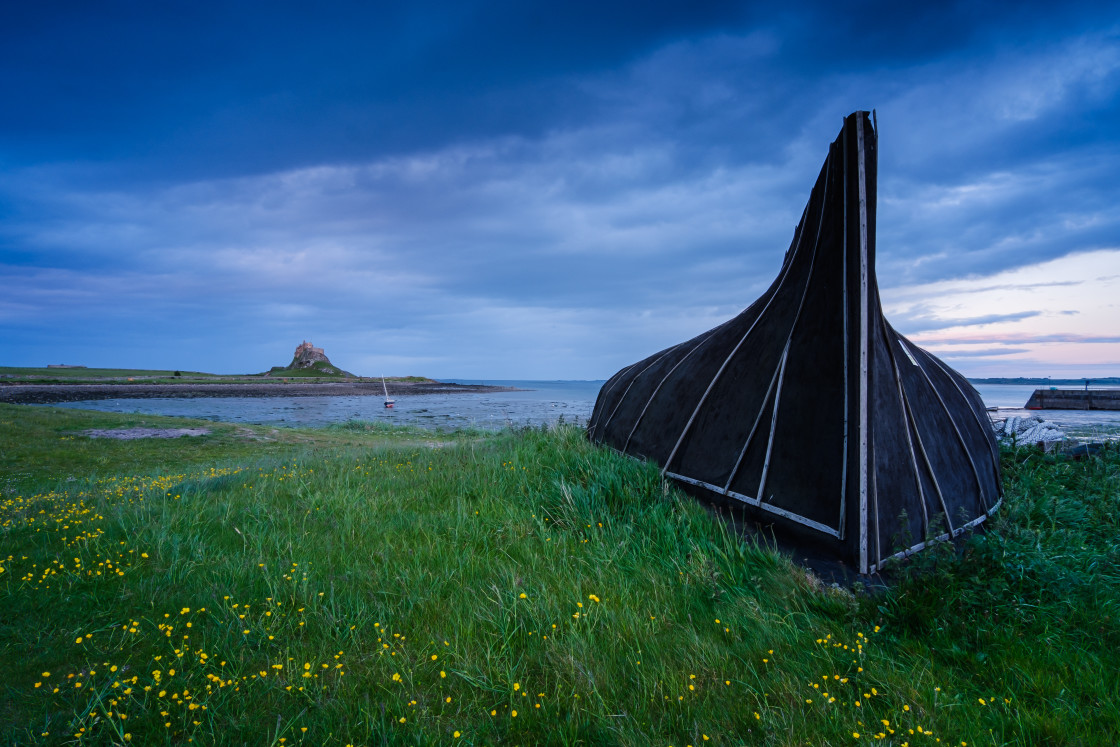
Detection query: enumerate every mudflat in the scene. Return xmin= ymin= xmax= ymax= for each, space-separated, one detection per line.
xmin=0 ymin=380 xmax=517 ymax=404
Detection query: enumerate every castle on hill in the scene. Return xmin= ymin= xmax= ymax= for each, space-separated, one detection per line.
xmin=265 ymin=340 xmax=354 ymax=377
xmin=291 ymin=340 xmax=327 ymax=367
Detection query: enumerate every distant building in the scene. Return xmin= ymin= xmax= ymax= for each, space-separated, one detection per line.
xmin=293 ymin=341 xmax=326 ymax=362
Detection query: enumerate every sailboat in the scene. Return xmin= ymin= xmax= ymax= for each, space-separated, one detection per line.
xmin=382 ymin=376 xmax=395 ymax=408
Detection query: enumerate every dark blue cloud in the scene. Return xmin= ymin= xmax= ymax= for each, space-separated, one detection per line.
xmin=0 ymin=1 xmax=753 ymax=180
xmin=1 ymin=1 xmax=1117 ymax=376
xmin=4 ymin=0 xmax=1113 ymax=181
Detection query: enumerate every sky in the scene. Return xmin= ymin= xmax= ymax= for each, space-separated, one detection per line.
xmin=2 ymin=1 xmax=1118 ymax=380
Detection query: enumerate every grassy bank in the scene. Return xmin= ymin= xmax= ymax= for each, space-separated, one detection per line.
xmin=0 ymin=367 xmax=219 ymax=384
xmin=1 ymin=404 xmax=1117 ymax=745
xmin=0 ymin=366 xmax=436 ymax=385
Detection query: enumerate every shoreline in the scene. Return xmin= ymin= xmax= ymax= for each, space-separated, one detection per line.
xmin=0 ymin=380 xmax=520 ymax=405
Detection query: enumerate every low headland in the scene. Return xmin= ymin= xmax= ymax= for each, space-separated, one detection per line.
xmin=0 ymin=366 xmax=516 ymax=405
xmin=970 ymin=376 xmax=1120 ymax=386
xmin=1 ymin=402 xmax=1117 ymax=744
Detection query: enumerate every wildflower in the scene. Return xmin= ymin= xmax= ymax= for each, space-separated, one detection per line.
xmin=512 ymin=710 xmax=517 ymax=717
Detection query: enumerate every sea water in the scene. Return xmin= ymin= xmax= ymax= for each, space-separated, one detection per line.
xmin=46 ymin=380 xmax=605 ymax=431
xmin=44 ymin=381 xmax=1120 ymax=439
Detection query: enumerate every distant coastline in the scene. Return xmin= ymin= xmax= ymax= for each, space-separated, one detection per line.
xmin=0 ymin=377 xmax=518 ymax=405
xmin=969 ymin=377 xmax=1120 ymax=386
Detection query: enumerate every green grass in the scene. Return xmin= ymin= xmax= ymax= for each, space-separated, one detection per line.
xmin=267 ymin=361 xmax=353 ymax=378
xmin=1 ymin=405 xmax=1117 ymax=745
xmin=0 ymin=405 xmax=476 ymax=495
xmin=0 ymin=367 xmax=221 ymax=383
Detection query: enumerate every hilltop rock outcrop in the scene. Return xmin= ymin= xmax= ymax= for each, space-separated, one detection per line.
xmin=290 ymin=341 xmax=330 ymax=369
xmin=271 ymin=341 xmax=355 ymax=377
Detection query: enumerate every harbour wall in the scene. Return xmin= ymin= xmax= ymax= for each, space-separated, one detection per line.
xmin=1025 ymin=389 xmax=1120 ymax=410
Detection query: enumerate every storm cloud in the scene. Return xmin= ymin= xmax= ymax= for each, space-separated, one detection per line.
xmin=2 ymin=1 xmax=1117 ymax=378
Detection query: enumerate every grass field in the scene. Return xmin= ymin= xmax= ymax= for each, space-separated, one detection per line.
xmin=0 ymin=367 xmax=220 ymax=383
xmin=1 ymin=403 xmax=1117 ymax=745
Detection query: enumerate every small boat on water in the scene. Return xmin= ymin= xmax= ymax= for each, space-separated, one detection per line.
xmin=382 ymin=376 xmax=395 ymax=408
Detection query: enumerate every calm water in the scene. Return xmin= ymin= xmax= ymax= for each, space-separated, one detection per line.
xmin=44 ymin=380 xmax=1120 ymax=438
xmin=47 ymin=380 xmax=604 ymax=431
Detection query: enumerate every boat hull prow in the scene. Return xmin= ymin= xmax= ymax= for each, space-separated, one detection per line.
xmin=588 ymin=111 xmax=1001 ymax=575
